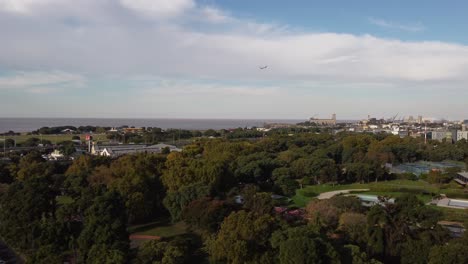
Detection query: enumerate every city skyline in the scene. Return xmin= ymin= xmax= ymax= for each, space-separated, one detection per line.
xmin=1 ymin=0 xmax=468 ymax=119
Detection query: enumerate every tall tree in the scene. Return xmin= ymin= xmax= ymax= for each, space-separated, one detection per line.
xmin=242 ymin=186 xmax=274 ymax=216
xmin=162 ymin=152 xmax=230 ymax=192
xmin=206 ymin=211 xmax=276 ymax=264
xmin=0 ymin=177 xmax=57 ymax=254
xmin=11 ymin=151 xmax=53 ymax=180
xmin=271 ymin=226 xmax=340 ymax=264
xmin=182 ymin=197 xmax=232 ymax=233
xmin=428 ymin=243 xmax=468 ymax=264
xmin=163 ymin=183 xmax=210 ymax=221
xmin=107 ymin=153 xmax=166 ymax=223
xmin=339 ymin=212 xmax=368 ymax=247
xmin=78 ymin=191 xmax=129 ymax=263
xmin=134 ymin=237 xmax=193 ymax=264
xmin=342 ymin=244 xmax=382 ymax=264
xmin=366 ymin=206 xmax=387 ymax=257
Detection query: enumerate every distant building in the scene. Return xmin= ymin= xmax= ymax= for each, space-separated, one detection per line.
xmin=91 ymin=143 xmax=181 ymax=157
xmin=122 ymin=127 xmax=145 ymax=134
xmin=457 ymin=130 xmax=468 ymax=141
xmin=256 ymin=127 xmax=271 ymax=132
xmin=454 ymin=172 xmax=468 ymax=186
xmin=430 ymin=131 xmax=453 ymax=142
xmin=404 ymin=115 xmax=423 ymax=124
xmin=398 ymin=131 xmax=409 ymax=138
xmin=50 ymin=149 xmax=64 ymax=159
xmin=43 ymin=149 xmax=65 ymax=160
xmin=405 ymin=116 xmax=417 ymax=123
xmin=309 ymin=114 xmax=337 ymax=126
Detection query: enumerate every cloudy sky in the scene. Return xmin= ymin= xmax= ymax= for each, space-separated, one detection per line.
xmin=1 ymin=0 xmax=468 ymax=120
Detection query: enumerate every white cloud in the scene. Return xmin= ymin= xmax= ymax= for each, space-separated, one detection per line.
xmin=133 ymin=78 xmax=280 ymax=96
xmin=0 ymin=71 xmax=85 ymax=92
xmin=369 ymin=17 xmax=425 ymax=32
xmin=199 ymin=6 xmax=231 ymax=23
xmin=1 ymin=3 xmax=467 ymax=84
xmin=1 ymin=1 xmax=468 ymax=118
xmin=0 ymin=0 xmax=53 ymax=14
xmin=119 ymin=0 xmax=195 ymax=19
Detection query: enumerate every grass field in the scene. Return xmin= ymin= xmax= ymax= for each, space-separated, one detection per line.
xmin=3 ymin=134 xmax=108 ymax=144
xmin=129 ymin=218 xmax=188 ymax=238
xmin=431 ymin=206 xmax=468 ymax=222
xmin=292 ymin=180 xmax=468 ymax=207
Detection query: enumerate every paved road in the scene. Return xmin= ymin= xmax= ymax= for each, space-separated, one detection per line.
xmin=432 ymin=198 xmax=468 ymax=210
xmin=317 ymin=189 xmax=370 ymax=200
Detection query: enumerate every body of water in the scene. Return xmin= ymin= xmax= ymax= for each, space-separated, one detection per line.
xmin=0 ymin=118 xmax=307 ymax=133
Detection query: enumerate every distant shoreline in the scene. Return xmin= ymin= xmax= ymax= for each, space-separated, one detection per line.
xmin=0 ymin=117 xmax=302 ymax=133
xmin=0 ymin=117 xmax=358 ymax=133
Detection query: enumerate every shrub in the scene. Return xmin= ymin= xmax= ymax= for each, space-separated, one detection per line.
xmin=302 ymin=177 xmax=314 ymax=185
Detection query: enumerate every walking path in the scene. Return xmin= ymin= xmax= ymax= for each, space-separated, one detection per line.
xmin=432 ymin=198 xmax=468 ymax=210
xmin=129 ymin=234 xmax=161 ymax=240
xmin=317 ymin=189 xmax=370 ymax=200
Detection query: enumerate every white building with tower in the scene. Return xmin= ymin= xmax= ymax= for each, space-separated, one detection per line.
xmin=309 ymin=114 xmax=337 ymax=126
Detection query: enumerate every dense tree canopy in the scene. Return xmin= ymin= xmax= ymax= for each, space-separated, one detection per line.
xmin=1 ymin=130 xmax=467 ymax=263
xmin=271 ymin=226 xmax=340 ymax=264
xmin=0 ymin=176 xmax=57 ymax=254
xmin=206 ymin=210 xmax=276 ymax=264
xmin=78 ymin=191 xmax=129 ymax=263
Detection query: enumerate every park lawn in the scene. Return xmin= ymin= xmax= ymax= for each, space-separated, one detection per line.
xmin=293 ymin=180 xmax=438 ymax=207
xmin=438 ymin=182 xmax=468 ymax=199
xmin=291 ymin=194 xmax=315 ymax=208
xmin=129 ymin=218 xmax=188 ymax=238
xmin=431 ymin=206 xmax=468 ymax=222
xmin=7 ymin=133 xmax=108 ymax=144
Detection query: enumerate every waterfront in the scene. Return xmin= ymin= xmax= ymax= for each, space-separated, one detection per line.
xmin=0 ymin=118 xmax=304 ymax=133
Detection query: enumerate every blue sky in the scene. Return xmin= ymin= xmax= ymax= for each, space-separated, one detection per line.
xmin=217 ymin=0 xmax=468 ymax=43
xmin=1 ymin=0 xmax=468 ymax=120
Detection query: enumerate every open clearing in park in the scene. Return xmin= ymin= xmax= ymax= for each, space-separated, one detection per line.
xmin=129 ymin=218 xmax=188 ymax=239
xmin=3 ymin=134 xmax=108 ymax=144
xmin=293 ymin=179 xmax=468 ymax=222
xmin=293 ymin=180 xmax=432 ymax=207
xmin=292 ymin=179 xmax=468 ymax=207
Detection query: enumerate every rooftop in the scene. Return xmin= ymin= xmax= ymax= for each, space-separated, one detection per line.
xmin=458 ymin=172 xmax=468 ymax=179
